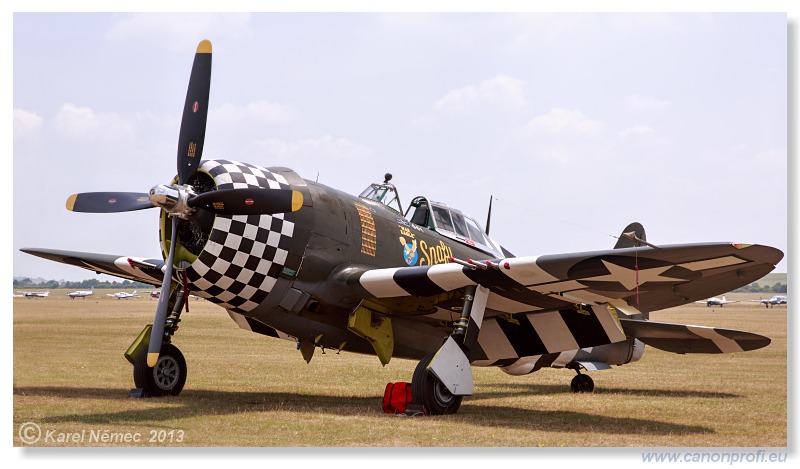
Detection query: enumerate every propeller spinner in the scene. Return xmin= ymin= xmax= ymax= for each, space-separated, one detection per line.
xmin=64 ymin=40 xmax=303 ymax=367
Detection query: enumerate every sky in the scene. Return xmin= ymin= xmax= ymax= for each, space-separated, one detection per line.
xmin=12 ymin=11 xmax=789 ymax=282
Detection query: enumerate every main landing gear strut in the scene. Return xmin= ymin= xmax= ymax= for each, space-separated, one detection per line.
xmin=411 ymin=284 xmax=489 ymax=415
xmin=129 ymin=284 xmax=188 ymax=397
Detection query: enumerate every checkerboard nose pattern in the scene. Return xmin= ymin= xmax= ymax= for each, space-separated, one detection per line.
xmin=184 ymin=160 xmax=297 ymax=314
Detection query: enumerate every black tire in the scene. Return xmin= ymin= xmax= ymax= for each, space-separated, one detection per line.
xmin=133 ymin=343 xmax=187 ymax=397
xmin=570 ymin=374 xmax=594 ymax=393
xmin=412 ymin=353 xmax=462 ymax=415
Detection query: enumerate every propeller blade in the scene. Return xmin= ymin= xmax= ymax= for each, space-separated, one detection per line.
xmin=177 ymin=40 xmax=212 ymax=185
xmin=66 ymin=192 xmax=154 ymax=213
xmin=147 ymin=217 xmax=180 ymax=367
xmin=189 ymin=188 xmax=303 ymax=215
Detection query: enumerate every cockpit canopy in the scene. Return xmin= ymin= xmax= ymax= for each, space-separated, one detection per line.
xmin=406 ymin=196 xmax=502 ymax=257
xmin=358 ymin=174 xmax=504 ymax=257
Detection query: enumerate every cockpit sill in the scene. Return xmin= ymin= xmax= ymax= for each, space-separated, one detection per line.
xmin=359 ymin=175 xmax=505 ymax=258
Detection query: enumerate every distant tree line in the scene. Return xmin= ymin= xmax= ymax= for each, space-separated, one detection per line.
xmin=734 ymin=282 xmax=788 ymax=294
xmin=13 ymin=278 xmax=155 ymax=289
xmin=14 ymin=277 xmax=785 ymax=293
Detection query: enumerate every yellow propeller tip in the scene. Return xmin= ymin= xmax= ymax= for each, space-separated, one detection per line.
xmin=291 ymin=191 xmax=304 ymax=212
xmin=197 ymin=40 xmax=212 ymax=54
xmin=66 ymin=194 xmax=77 ymax=211
xmin=147 ymin=353 xmax=159 ymax=367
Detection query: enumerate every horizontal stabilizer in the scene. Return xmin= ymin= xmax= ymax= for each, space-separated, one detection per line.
xmin=620 ymin=318 xmax=769 ymax=354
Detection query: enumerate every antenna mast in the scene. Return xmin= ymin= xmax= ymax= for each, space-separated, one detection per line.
xmin=485 ymin=195 xmax=493 ymax=235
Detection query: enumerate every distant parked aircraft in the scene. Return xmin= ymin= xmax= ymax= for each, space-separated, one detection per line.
xmin=22 ymin=291 xmax=49 ymax=298
xmin=107 ymin=290 xmax=140 ymax=300
xmin=751 ymin=296 xmax=787 ymax=308
xmin=68 ymin=286 xmax=94 ymax=299
xmin=696 ymin=296 xmax=739 ymax=307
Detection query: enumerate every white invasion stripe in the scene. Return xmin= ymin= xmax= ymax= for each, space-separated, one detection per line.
xmin=227 ymin=311 xmax=252 ymax=331
xmin=487 ymin=293 xmax=540 ymax=313
xmin=427 ymin=263 xmax=476 ymax=291
xmin=527 ymin=311 xmax=580 ymax=353
xmin=593 ymin=304 xmax=626 ymax=343
xmin=687 ymin=325 xmax=744 ymax=353
xmin=359 ymin=268 xmax=410 ymax=298
xmin=501 ymin=255 xmax=559 ymax=286
xmin=501 ymin=356 xmax=543 ymax=376
xmin=680 ymin=256 xmax=747 ymax=271
xmin=227 ymin=311 xmax=293 ymax=341
xmin=552 ymin=349 xmax=579 ymax=368
xmin=478 ymin=319 xmax=519 ymax=360
xmin=112 ymin=257 xmax=162 ymax=283
xmin=471 ymin=285 xmax=489 ymax=328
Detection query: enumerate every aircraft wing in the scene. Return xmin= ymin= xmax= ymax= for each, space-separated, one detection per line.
xmin=349 ymin=243 xmax=782 ymax=316
xmin=21 ymin=248 xmax=165 ymax=286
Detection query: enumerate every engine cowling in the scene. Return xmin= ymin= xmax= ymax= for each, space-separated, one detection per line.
xmin=159 ymin=159 xmax=307 ymax=315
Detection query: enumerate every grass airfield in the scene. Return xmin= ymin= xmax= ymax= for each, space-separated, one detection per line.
xmin=13 ymin=290 xmax=786 ymax=447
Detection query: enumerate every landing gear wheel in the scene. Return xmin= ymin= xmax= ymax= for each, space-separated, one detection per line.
xmin=133 ymin=343 xmax=187 ymax=397
xmin=570 ymin=373 xmax=594 ymax=393
xmin=412 ymin=353 xmax=462 ymax=415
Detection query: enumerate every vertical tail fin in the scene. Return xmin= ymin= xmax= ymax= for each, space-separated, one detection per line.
xmin=614 ymin=222 xmax=646 ymax=249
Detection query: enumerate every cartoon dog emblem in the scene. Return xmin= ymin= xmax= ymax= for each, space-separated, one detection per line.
xmin=399 ymin=236 xmax=418 ymax=266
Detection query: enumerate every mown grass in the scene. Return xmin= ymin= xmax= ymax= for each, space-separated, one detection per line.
xmin=13 ymin=290 xmax=787 ymax=447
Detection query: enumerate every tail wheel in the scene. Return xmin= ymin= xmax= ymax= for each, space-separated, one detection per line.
xmin=570 ymin=373 xmax=594 ymax=393
xmin=134 ymin=343 xmax=187 ymax=397
xmin=412 ymin=353 xmax=462 ymax=415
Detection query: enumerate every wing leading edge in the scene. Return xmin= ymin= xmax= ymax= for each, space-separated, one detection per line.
xmin=21 ymin=248 xmax=165 ymax=286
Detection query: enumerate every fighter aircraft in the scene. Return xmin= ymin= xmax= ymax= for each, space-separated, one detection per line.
xmin=696 ymin=296 xmax=740 ymax=307
xmin=21 ymin=40 xmax=783 ymax=415
xmin=751 ymin=296 xmax=787 ymax=308
xmin=107 ymin=290 xmax=140 ymax=300
xmin=68 ymin=286 xmax=94 ymax=299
